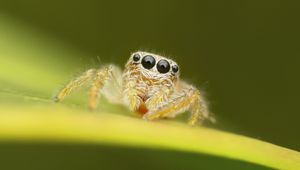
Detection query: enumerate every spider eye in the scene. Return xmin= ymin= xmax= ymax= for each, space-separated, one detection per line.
xmin=142 ymin=55 xmax=156 ymax=69
xmin=157 ymin=59 xmax=170 ymax=74
xmin=133 ymin=53 xmax=140 ymax=62
xmin=172 ymin=65 xmax=179 ymax=73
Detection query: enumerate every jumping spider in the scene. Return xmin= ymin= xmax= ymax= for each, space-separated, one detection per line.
xmin=54 ymin=51 xmax=214 ymax=126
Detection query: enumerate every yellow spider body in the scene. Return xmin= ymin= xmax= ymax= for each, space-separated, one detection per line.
xmin=55 ymin=51 xmax=214 ymax=126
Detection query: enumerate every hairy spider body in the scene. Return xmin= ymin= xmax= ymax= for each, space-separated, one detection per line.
xmin=54 ymin=51 xmax=214 ymax=126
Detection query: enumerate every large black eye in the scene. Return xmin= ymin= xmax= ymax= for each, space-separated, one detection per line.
xmin=157 ymin=59 xmax=170 ymax=74
xmin=142 ymin=55 xmax=156 ymax=69
xmin=133 ymin=53 xmax=140 ymax=62
xmin=172 ymin=65 xmax=179 ymax=73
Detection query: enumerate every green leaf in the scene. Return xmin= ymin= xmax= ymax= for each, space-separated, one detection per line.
xmin=0 ymin=14 xmax=299 ymax=170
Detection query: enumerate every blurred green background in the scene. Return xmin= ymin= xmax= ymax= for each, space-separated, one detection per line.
xmin=0 ymin=142 xmax=270 ymax=170
xmin=0 ymin=0 xmax=299 ymax=169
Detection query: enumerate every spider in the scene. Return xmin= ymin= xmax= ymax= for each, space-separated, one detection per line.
xmin=54 ymin=51 xmax=215 ymax=126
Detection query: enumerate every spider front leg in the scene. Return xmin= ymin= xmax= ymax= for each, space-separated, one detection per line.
xmin=144 ymin=88 xmax=210 ymax=126
xmin=145 ymin=86 xmax=171 ymax=111
xmin=187 ymin=90 xmax=211 ymax=126
xmin=54 ymin=69 xmax=96 ymax=102
xmin=123 ymin=80 xmax=142 ymax=112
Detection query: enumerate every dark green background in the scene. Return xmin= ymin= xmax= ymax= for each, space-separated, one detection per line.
xmin=0 ymin=0 xmax=299 ymax=157
xmin=0 ymin=142 xmax=271 ymax=170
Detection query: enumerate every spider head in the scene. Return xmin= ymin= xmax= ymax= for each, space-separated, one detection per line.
xmin=126 ymin=51 xmax=180 ymax=82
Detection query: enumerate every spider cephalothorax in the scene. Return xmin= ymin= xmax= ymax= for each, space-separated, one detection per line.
xmin=54 ymin=51 xmax=214 ymax=126
xmin=123 ymin=52 xmax=180 ymax=113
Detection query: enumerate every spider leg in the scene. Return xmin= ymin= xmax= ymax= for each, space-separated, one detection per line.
xmin=187 ymin=90 xmax=211 ymax=126
xmin=143 ymin=91 xmax=193 ymax=121
xmin=145 ymin=86 xmax=171 ymax=111
xmin=54 ymin=69 xmax=96 ymax=102
xmin=88 ymin=66 xmax=113 ymax=109
xmin=123 ymin=80 xmax=142 ymax=112
xmin=144 ymin=88 xmax=212 ymax=126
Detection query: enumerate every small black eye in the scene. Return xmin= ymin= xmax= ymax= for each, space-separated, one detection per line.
xmin=133 ymin=54 xmax=140 ymax=62
xmin=142 ymin=55 xmax=156 ymax=69
xmin=157 ymin=59 xmax=170 ymax=74
xmin=172 ymin=65 xmax=179 ymax=73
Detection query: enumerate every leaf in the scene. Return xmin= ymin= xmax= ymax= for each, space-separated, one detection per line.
xmin=0 ymin=14 xmax=299 ymax=170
